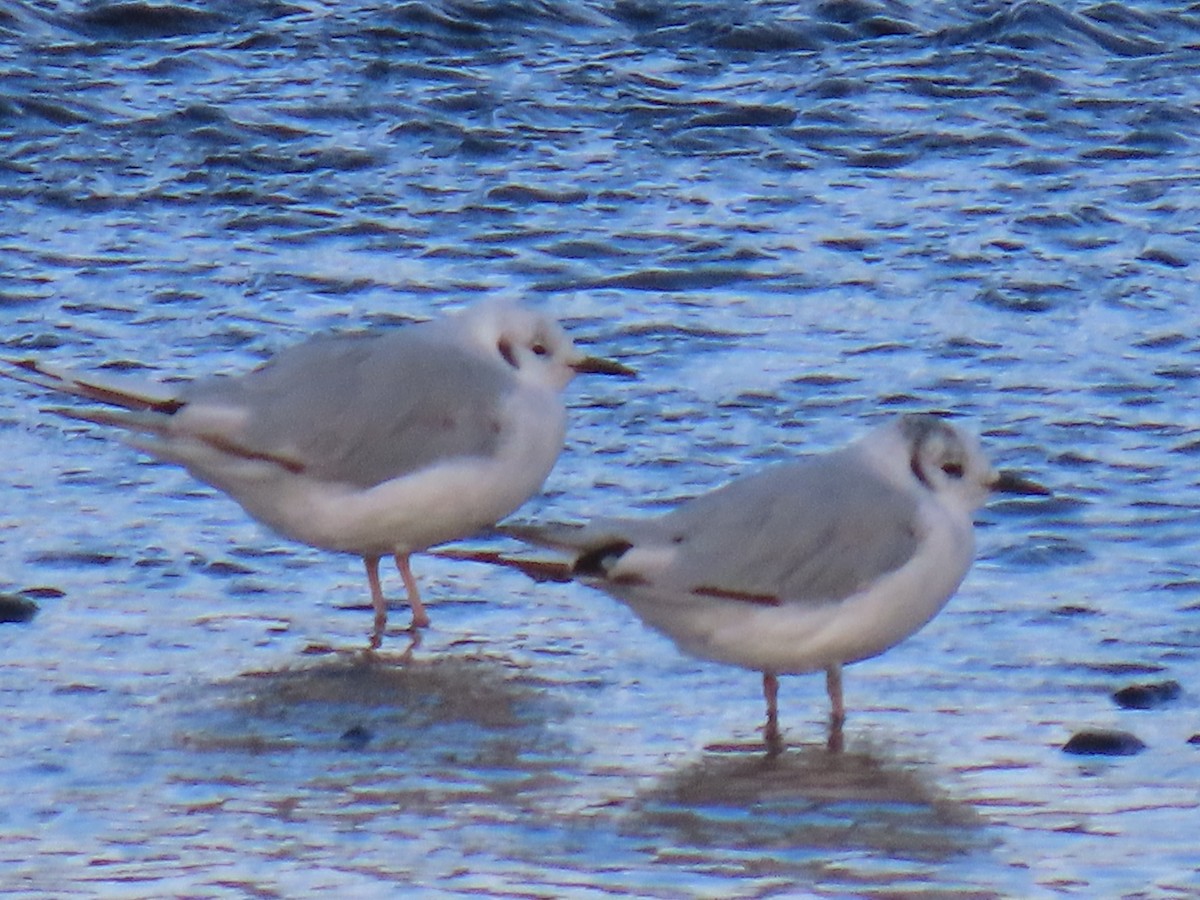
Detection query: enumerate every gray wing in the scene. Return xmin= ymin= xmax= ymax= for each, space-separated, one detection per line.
xmin=181 ymin=328 xmax=512 ymax=488
xmin=639 ymin=451 xmax=921 ymax=605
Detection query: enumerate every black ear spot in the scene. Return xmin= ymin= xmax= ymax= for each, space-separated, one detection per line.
xmin=903 ymin=414 xmax=957 ymax=489
xmin=910 ymin=450 xmax=931 ymax=488
xmin=498 ymin=337 xmax=518 ymax=369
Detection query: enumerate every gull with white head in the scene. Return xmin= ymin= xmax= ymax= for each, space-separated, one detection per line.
xmin=485 ymin=413 xmax=1047 ymax=752
xmin=5 ymin=298 xmax=634 ymax=648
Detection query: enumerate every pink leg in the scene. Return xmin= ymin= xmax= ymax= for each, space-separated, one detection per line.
xmin=364 ymin=555 xmax=387 ymax=650
xmin=826 ymin=664 xmax=845 ymax=753
xmin=395 ymin=552 xmax=430 ymax=630
xmin=762 ymin=672 xmax=783 ymax=755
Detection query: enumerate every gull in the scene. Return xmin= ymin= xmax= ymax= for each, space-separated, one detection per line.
xmin=4 ymin=298 xmax=634 ymax=648
xmin=449 ymin=413 xmax=1047 ymax=752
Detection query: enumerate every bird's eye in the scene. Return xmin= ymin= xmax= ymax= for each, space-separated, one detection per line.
xmin=531 ymin=343 xmax=549 ymax=357
xmin=941 ymin=461 xmax=965 ymax=479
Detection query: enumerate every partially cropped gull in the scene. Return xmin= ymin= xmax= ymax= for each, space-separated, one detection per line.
xmin=4 ymin=299 xmax=634 ymax=648
xmin=448 ymin=413 xmax=1047 ymax=752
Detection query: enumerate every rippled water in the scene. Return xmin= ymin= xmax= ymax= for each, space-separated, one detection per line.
xmin=2 ymin=0 xmax=1199 ymax=896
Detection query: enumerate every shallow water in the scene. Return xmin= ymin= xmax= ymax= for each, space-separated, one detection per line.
xmin=2 ymin=0 xmax=1199 ymax=896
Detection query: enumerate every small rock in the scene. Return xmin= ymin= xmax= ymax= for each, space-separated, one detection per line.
xmin=1187 ymin=734 xmax=1200 ymax=746
xmin=340 ymin=724 xmax=373 ymax=749
xmin=1063 ymin=729 xmax=1146 ymax=756
xmin=1113 ymin=680 xmax=1181 ymax=710
xmin=0 ymin=593 xmax=39 ymax=624
xmin=14 ymin=586 xmax=64 ymax=599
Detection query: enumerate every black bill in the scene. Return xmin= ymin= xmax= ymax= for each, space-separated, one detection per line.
xmin=572 ymin=355 xmax=637 ymax=378
xmin=992 ymin=470 xmax=1051 ymax=496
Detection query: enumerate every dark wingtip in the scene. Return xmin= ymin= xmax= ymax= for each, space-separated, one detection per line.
xmin=431 ymin=548 xmax=574 ymax=583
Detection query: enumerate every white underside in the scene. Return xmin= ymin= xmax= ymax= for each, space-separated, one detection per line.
xmin=141 ymin=388 xmax=567 ymax=557
xmin=597 ymin=500 xmax=976 ymax=675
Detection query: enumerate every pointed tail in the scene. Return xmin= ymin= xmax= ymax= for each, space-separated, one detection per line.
xmin=2 ymin=358 xmax=184 ymax=415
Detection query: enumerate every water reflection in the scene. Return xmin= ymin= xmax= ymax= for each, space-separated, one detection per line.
xmin=625 ymin=744 xmax=989 ymax=889
xmin=175 ymin=651 xmax=573 ymax=758
xmin=164 ymin=655 xmax=990 ymax=889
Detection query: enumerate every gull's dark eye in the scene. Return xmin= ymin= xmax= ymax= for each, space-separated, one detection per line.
xmin=941 ymin=461 xmax=965 ymax=479
xmin=531 ymin=342 xmax=549 ymax=357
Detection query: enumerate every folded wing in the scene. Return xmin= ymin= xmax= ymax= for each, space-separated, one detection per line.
xmin=508 ymin=450 xmax=923 ymax=608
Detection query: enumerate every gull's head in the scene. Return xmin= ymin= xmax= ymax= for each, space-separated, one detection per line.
xmin=461 ymin=299 xmax=635 ymax=390
xmin=893 ymin=413 xmax=1049 ymax=512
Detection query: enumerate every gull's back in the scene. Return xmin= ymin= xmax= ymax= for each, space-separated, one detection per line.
xmin=177 ymin=322 xmax=513 ymax=490
xmin=604 ymin=446 xmax=922 ymax=607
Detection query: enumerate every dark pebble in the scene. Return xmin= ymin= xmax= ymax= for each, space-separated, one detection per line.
xmin=0 ymin=593 xmax=39 ymax=624
xmin=14 ymin=586 xmax=64 ymax=599
xmin=1112 ymin=680 xmax=1182 ymax=710
xmin=1063 ymin=729 xmax=1146 ymax=756
xmin=341 ymin=724 xmax=373 ymax=749
xmin=1188 ymin=734 xmax=1200 ymax=746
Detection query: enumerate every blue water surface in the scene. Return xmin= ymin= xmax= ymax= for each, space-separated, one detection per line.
xmin=2 ymin=1 xmax=1199 ymax=896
